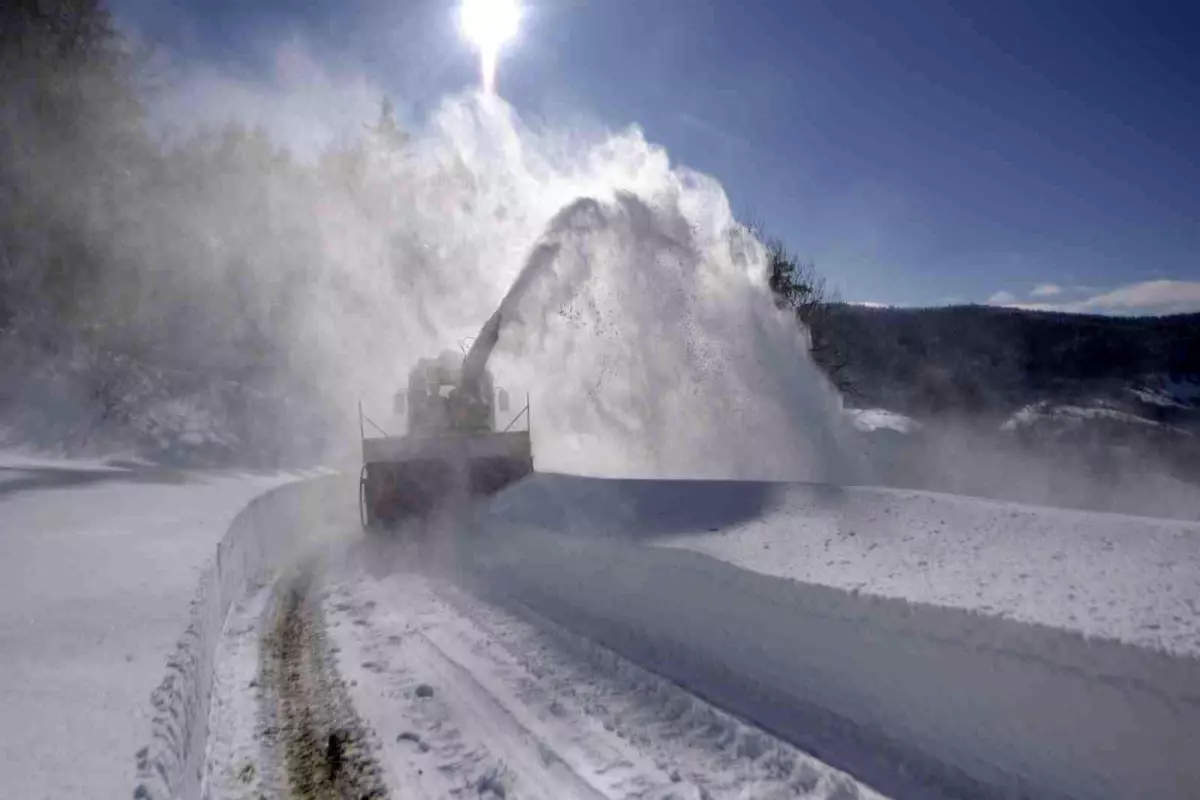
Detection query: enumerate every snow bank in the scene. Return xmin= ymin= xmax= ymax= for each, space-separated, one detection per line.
xmin=463 ymin=474 xmax=1200 ymax=800
xmin=132 ymin=472 xmax=353 ymax=800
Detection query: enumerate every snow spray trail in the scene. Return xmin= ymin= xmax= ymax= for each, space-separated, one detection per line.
xmin=465 ymin=190 xmax=857 ymax=482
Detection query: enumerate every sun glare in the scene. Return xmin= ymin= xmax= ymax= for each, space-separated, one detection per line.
xmin=459 ymin=0 xmax=520 ymax=93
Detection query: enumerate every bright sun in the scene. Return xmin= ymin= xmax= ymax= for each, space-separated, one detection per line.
xmin=459 ymin=0 xmax=520 ymax=93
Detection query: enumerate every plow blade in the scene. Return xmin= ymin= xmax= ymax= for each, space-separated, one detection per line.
xmin=359 ymin=433 xmax=532 ymax=529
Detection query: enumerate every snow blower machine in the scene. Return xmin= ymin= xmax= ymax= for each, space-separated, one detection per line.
xmin=357 ymin=347 xmax=533 ymax=530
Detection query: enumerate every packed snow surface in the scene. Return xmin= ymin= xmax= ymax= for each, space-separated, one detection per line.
xmin=0 ymin=453 xmax=295 ymax=800
xmin=317 ymin=547 xmax=886 ymax=800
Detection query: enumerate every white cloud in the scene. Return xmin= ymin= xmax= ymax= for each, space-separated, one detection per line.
xmin=850 ymin=300 xmax=889 ymax=308
xmin=1067 ymin=279 xmax=1200 ymax=315
xmin=987 ymin=279 xmax=1200 ymax=316
xmin=1029 ymin=283 xmax=1062 ymax=297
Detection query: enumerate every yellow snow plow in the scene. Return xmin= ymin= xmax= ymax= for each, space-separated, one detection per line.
xmin=358 ymin=349 xmax=533 ymax=529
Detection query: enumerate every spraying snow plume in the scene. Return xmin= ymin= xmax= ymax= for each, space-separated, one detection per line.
xmin=320 ymin=93 xmax=856 ymax=481
xmin=461 ymin=193 xmax=854 ymax=480
xmin=0 ymin=5 xmax=855 ymax=479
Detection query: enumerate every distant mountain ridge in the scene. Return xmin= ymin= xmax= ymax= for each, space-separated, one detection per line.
xmin=828 ymin=305 xmax=1200 ymax=421
xmin=827 ymin=305 xmax=1200 ymax=519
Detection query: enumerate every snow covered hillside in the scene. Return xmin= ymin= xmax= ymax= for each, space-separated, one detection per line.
xmin=830 ymin=304 xmax=1200 ymax=420
xmin=650 ymin=482 xmax=1200 ymax=656
xmin=0 ymin=346 xmax=341 ymax=470
xmin=845 ymin=398 xmax=1200 ymax=521
xmin=0 ymin=453 xmax=298 ymax=800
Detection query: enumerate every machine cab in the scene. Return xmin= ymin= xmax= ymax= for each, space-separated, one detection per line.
xmin=392 ymin=350 xmax=510 ymax=436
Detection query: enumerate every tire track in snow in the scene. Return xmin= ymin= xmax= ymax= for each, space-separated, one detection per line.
xmin=407 ymin=628 xmax=610 ymax=799
xmin=438 ymin=584 xmax=877 ymax=800
xmin=259 ymin=565 xmax=389 ymax=800
xmin=324 ymin=560 xmax=885 ymax=800
xmin=326 ymin=580 xmax=612 ymax=799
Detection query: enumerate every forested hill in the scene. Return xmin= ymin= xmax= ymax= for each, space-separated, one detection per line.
xmin=826 ymin=305 xmax=1200 ymax=416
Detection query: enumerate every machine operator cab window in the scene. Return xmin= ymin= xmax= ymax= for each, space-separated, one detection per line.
xmin=391 ymin=354 xmax=509 ymax=435
xmin=393 ymin=380 xmax=489 ymax=434
xmin=395 ymin=386 xmax=445 ymax=422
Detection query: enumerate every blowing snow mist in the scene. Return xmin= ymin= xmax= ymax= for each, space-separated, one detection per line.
xmin=343 ymin=93 xmax=856 ymax=482
xmin=1 ymin=21 xmax=856 ymax=481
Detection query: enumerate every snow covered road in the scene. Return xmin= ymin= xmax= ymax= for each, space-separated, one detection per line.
xmin=7 ymin=462 xmax=1198 ymax=800
xmin=463 ymin=475 xmax=1200 ymax=800
xmin=488 ymin=476 xmax=1200 ymax=657
xmin=203 ymin=531 xmax=886 ymax=800
xmin=196 ymin=471 xmax=1200 ymax=800
xmin=326 ymin=548 xmax=880 ymax=800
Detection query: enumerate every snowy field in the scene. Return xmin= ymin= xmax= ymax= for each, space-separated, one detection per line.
xmin=0 ymin=452 xmax=298 ymax=799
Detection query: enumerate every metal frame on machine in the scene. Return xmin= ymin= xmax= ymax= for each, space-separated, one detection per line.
xmin=501 ymin=393 xmax=531 ymax=433
xmin=356 ymin=393 xmax=532 ymax=530
xmin=357 ymin=400 xmax=393 ymax=529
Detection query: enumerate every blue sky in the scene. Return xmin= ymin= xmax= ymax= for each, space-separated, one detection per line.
xmin=110 ymin=0 xmax=1200 ymax=314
